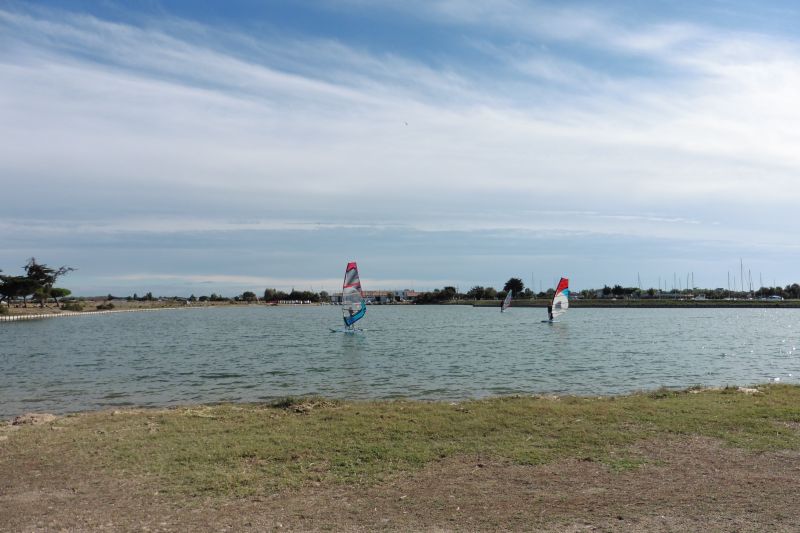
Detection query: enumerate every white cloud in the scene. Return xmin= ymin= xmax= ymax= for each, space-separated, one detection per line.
xmin=3 ymin=4 xmax=800 ymax=211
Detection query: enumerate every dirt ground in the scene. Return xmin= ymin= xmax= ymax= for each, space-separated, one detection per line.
xmin=2 ymin=434 xmax=799 ymax=532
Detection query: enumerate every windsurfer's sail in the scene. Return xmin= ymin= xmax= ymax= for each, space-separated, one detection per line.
xmin=342 ymin=261 xmax=366 ymax=328
xmin=550 ymin=277 xmax=569 ymax=320
xmin=501 ymin=290 xmax=512 ymax=312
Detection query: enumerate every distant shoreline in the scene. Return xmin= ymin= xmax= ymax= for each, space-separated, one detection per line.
xmin=469 ymin=298 xmax=800 ymax=309
xmin=3 ymin=298 xmax=799 ymax=319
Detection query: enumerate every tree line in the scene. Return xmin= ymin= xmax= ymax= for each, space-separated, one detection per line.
xmin=415 ymin=278 xmax=540 ymax=303
xmin=0 ymin=258 xmax=73 ymax=308
xmin=4 ymin=262 xmax=798 ymax=311
xmin=582 ymin=284 xmax=800 ymax=300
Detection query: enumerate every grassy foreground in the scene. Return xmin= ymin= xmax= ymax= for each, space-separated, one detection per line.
xmin=4 ymin=385 xmax=800 ymax=500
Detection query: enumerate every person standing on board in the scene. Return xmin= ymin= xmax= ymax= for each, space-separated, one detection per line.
xmin=547 ymin=305 xmax=553 ymax=321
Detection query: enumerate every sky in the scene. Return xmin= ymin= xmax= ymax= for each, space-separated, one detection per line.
xmin=1 ymin=0 xmax=799 ymax=296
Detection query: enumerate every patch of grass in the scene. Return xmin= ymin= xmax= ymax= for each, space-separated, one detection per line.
xmin=3 ymin=385 xmax=800 ymax=497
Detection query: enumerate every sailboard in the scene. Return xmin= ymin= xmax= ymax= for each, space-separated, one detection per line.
xmin=338 ymin=261 xmax=366 ymax=332
xmin=543 ymin=277 xmax=569 ymax=323
xmin=501 ymin=290 xmax=513 ymax=312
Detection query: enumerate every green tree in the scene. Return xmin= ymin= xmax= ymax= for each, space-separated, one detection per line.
xmin=241 ymin=291 xmax=257 ymax=302
xmin=0 ymin=275 xmax=37 ymax=306
xmin=288 ymin=290 xmax=320 ymax=303
xmin=440 ymin=286 xmax=457 ymax=301
xmin=503 ymin=278 xmax=524 ymax=295
xmin=24 ymin=258 xmax=74 ymax=308
xmin=521 ymin=288 xmax=533 ymax=299
xmin=50 ymin=288 xmax=72 ymax=306
xmin=466 ymin=286 xmax=486 ymax=300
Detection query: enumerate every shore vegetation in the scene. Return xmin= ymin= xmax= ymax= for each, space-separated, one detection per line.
xmin=3 ymin=385 xmax=800 ymax=530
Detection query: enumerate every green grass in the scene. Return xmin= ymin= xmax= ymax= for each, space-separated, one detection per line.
xmin=4 ymin=385 xmax=800 ymax=497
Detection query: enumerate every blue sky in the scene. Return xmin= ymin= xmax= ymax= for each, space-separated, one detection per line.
xmin=2 ymin=0 xmax=799 ymax=295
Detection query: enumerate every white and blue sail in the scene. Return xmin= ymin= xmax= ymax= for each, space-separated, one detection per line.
xmin=550 ymin=277 xmax=569 ymax=320
xmin=501 ymin=290 xmax=512 ymax=312
xmin=342 ymin=261 xmax=366 ymax=328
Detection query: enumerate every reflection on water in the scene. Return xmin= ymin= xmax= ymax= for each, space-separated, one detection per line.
xmin=1 ymin=306 xmax=799 ymax=417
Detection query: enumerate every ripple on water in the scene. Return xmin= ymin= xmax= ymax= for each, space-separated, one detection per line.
xmin=2 ymin=306 xmax=800 ymax=416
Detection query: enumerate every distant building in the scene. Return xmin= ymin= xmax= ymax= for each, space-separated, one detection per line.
xmin=331 ymin=290 xmax=396 ymax=303
xmin=395 ymin=289 xmax=419 ymax=300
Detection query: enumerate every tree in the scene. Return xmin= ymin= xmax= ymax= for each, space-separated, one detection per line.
xmin=466 ymin=286 xmax=486 ymax=300
xmin=24 ymin=258 xmax=75 ymax=307
xmin=440 ymin=286 xmax=457 ymax=301
xmin=484 ymin=287 xmax=498 ymax=300
xmin=503 ymin=278 xmax=524 ymax=295
xmin=0 ymin=275 xmax=38 ymax=307
xmin=241 ymin=291 xmax=257 ymax=302
xmin=288 ymin=290 xmax=319 ymax=303
xmin=49 ymin=288 xmax=71 ymax=306
xmin=522 ymin=288 xmax=533 ymax=299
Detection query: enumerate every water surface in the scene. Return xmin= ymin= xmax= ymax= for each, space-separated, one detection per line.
xmin=1 ymin=306 xmax=798 ymax=417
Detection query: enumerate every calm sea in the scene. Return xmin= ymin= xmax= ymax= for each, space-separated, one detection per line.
xmin=1 ymin=306 xmax=798 ymax=418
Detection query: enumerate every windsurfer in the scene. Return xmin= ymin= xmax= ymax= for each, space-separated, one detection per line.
xmin=547 ymin=305 xmax=553 ymax=321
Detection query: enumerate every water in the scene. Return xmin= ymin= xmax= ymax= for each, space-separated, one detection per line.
xmin=1 ymin=306 xmax=799 ymax=418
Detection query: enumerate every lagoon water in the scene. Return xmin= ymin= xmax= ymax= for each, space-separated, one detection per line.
xmin=2 ymin=305 xmax=799 ymax=418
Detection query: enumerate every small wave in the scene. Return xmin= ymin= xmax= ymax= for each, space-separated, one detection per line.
xmin=199 ymin=373 xmax=245 ymax=379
